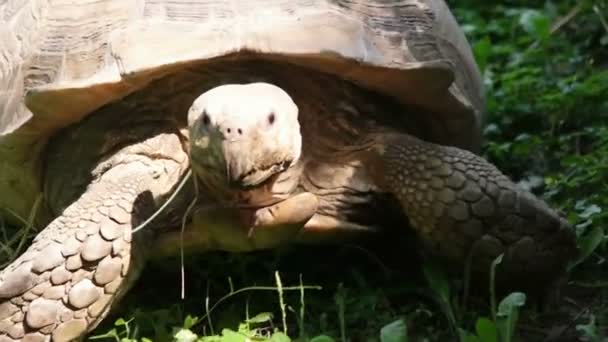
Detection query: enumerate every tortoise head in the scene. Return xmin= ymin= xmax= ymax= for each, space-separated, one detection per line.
xmin=188 ymin=82 xmax=302 ymax=198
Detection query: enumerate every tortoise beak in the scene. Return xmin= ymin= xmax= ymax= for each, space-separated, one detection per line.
xmin=227 ymin=155 xmax=291 ymax=189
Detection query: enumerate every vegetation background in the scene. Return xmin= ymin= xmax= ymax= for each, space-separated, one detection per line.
xmin=93 ymin=0 xmax=608 ymax=341
xmin=2 ymin=0 xmax=606 ymax=341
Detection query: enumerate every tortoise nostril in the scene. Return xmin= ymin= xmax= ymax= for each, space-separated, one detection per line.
xmin=227 ymin=128 xmax=231 ymax=134
xmin=238 ymin=128 xmax=242 ymax=135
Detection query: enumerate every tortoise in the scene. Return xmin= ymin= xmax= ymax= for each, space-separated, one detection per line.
xmin=0 ymin=0 xmax=577 ymax=340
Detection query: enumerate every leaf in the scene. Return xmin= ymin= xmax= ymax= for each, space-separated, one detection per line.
xmin=473 ymin=36 xmax=492 ymax=73
xmin=269 ymin=332 xmax=291 ymax=342
xmin=183 ymin=315 xmax=200 ymax=329
xmin=422 ymin=262 xmax=458 ymax=331
xmin=115 ymin=318 xmax=128 ymax=326
xmin=200 ymin=336 xmax=223 ymax=342
xmin=309 ymin=335 xmax=336 ymax=342
xmin=458 ymin=328 xmax=481 ymax=342
xmin=489 ymin=254 xmax=504 ymax=321
xmin=568 ymin=226 xmax=605 ymax=271
xmin=219 ymin=329 xmax=247 ymax=342
xmin=422 ymin=262 xmax=451 ymax=308
xmin=380 ymin=319 xmax=408 ymax=342
xmin=580 ymin=204 xmax=602 ymax=219
xmin=575 ymin=315 xmax=600 ymax=342
xmin=174 ymin=328 xmax=199 ymax=342
xmin=475 ymin=318 xmax=498 ymax=342
xmin=246 ymin=312 xmax=274 ymax=324
xmin=495 ymin=293 xmax=526 ymax=342
xmin=519 ymin=10 xmax=550 ymax=41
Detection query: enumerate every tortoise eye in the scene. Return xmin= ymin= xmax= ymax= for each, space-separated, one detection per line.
xmin=202 ymin=112 xmax=210 ymax=126
xmin=268 ymin=112 xmax=275 ymax=125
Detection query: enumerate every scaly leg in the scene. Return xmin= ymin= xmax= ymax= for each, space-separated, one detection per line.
xmin=374 ymin=133 xmax=577 ymax=287
xmin=0 ymin=147 xmax=187 ymax=341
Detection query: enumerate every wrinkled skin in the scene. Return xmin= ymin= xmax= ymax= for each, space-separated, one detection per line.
xmin=0 ymin=66 xmax=576 ymax=341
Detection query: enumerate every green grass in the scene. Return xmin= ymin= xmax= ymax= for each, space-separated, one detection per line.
xmin=3 ymin=0 xmax=608 ymax=341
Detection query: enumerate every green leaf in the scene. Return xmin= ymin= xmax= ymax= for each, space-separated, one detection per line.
xmin=519 ymin=10 xmax=550 ymax=41
xmin=246 ymin=312 xmax=274 ymax=324
xmin=174 ymin=328 xmax=199 ymax=342
xmin=473 ymin=36 xmax=492 ymax=72
xmin=489 ymin=254 xmax=504 ymax=321
xmin=423 ymin=262 xmax=451 ymax=309
xmin=115 ymin=318 xmax=128 ymax=326
xmin=422 ymin=262 xmax=458 ymax=332
xmin=568 ymin=226 xmax=605 ymax=271
xmin=309 ymin=335 xmax=336 ymax=342
xmin=183 ymin=315 xmax=200 ymax=329
xmin=495 ymin=293 xmax=526 ymax=342
xmin=220 ymin=329 xmax=247 ymax=342
xmin=269 ymin=332 xmax=291 ymax=342
xmin=580 ymin=204 xmax=602 ymax=219
xmin=200 ymin=336 xmax=223 ymax=342
xmin=458 ymin=328 xmax=480 ymax=342
xmin=576 ymin=315 xmax=600 ymax=342
xmin=475 ymin=318 xmax=498 ymax=342
xmin=380 ymin=319 xmax=408 ymax=342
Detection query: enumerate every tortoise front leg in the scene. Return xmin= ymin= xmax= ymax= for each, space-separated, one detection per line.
xmin=0 ymin=142 xmax=187 ymax=341
xmin=373 ymin=133 xmax=577 ymax=286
